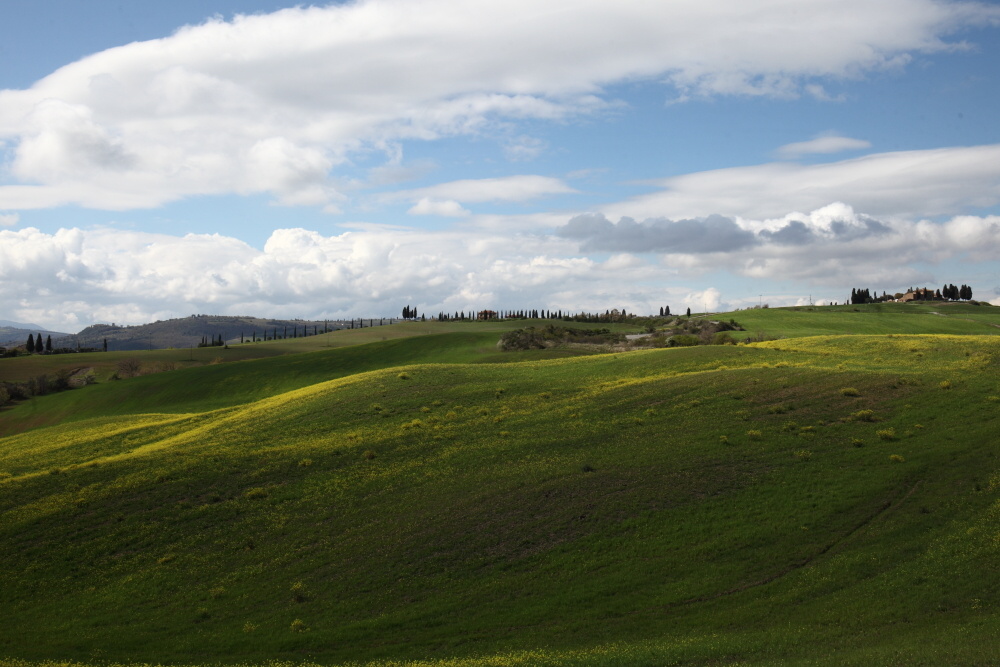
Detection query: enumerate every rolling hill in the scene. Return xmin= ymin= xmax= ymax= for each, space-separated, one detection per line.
xmin=1 ymin=304 xmax=999 ymax=666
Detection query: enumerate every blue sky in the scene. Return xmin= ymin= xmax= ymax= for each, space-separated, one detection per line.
xmin=1 ymin=0 xmax=1000 ymax=331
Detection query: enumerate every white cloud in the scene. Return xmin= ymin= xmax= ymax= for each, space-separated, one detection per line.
xmin=407 ymin=198 xmax=470 ymax=217
xmin=5 ymin=205 xmax=999 ymax=330
xmin=503 ymin=135 xmax=548 ymax=162
xmin=0 ymin=212 xmax=18 ymax=227
xmin=775 ymin=133 xmax=872 ymax=159
xmin=1 ymin=0 xmax=996 ymax=211
xmin=394 ymin=175 xmax=578 ymax=207
xmin=683 ymin=288 xmax=722 ymax=313
xmin=607 ymin=144 xmax=1000 ymax=221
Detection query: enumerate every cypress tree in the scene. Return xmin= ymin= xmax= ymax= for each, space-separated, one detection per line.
xmin=26 ymin=334 xmax=35 ymax=353
xmin=35 ymin=334 xmax=43 ymax=351
xmin=46 ymin=335 xmax=52 ymax=352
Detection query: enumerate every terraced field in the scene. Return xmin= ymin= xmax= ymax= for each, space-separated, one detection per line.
xmin=1 ymin=305 xmax=998 ymax=665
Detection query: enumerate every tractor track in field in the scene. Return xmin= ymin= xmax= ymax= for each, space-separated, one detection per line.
xmin=650 ymin=479 xmax=924 ymax=612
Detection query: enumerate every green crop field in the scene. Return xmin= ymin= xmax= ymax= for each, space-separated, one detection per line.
xmin=1 ymin=305 xmax=999 ymax=666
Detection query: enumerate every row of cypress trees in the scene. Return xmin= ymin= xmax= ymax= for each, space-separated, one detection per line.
xmin=24 ymin=333 xmax=52 ymax=354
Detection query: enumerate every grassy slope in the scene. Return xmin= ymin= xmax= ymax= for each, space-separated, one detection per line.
xmin=728 ymin=300 xmax=1000 ymax=337
xmin=1 ymin=306 xmax=1000 ymax=665
xmin=0 ymin=320 xmax=526 ymax=385
xmin=0 ymin=325 xmax=599 ymax=438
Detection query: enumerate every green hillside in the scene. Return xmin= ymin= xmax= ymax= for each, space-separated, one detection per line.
xmin=1 ymin=306 xmax=999 ymax=666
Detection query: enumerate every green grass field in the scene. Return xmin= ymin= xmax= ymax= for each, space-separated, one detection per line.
xmin=1 ymin=305 xmax=999 ymax=666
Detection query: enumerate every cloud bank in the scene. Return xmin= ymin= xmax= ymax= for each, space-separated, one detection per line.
xmin=609 ymin=144 xmax=1000 ymax=221
xmin=1 ymin=0 xmax=997 ymax=212
xmin=6 ymin=203 xmax=999 ymax=330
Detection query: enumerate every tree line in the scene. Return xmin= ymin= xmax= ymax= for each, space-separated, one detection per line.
xmin=850 ymin=284 xmax=974 ymax=304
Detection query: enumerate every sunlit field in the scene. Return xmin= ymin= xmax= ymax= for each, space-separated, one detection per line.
xmin=1 ymin=306 xmax=999 ymax=665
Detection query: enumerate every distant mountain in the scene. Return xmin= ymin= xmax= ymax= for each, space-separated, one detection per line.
xmin=0 ymin=319 xmax=44 ymax=329
xmin=0 ymin=324 xmax=73 ymax=347
xmin=52 ymin=315 xmax=394 ymax=351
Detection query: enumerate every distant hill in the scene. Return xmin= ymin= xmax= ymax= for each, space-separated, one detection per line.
xmin=52 ymin=314 xmax=398 ymax=351
xmin=0 ymin=319 xmax=44 ymax=329
xmin=0 ymin=324 xmax=72 ymax=348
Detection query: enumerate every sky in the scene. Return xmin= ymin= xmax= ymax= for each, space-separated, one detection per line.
xmin=2 ymin=0 xmax=1000 ymax=332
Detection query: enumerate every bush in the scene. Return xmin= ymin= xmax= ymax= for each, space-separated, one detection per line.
xmin=290 ymin=618 xmax=307 ymax=632
xmin=939 ymin=380 xmax=952 ymax=390
xmin=851 ymin=409 xmax=877 ymax=422
xmin=117 ymin=358 xmax=142 ymax=378
xmin=877 ymin=428 xmax=897 ymax=441
xmin=711 ymin=332 xmax=736 ymax=345
xmin=668 ymin=334 xmax=700 ymax=347
xmin=889 ymin=454 xmax=905 ymax=463
xmin=840 ymin=387 xmax=860 ymax=397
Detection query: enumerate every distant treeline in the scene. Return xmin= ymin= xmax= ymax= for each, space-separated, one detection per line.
xmin=1 ymin=332 xmax=99 ymax=358
xmin=432 ymin=307 xmax=669 ymax=323
xmin=850 ymin=284 xmax=974 ymax=304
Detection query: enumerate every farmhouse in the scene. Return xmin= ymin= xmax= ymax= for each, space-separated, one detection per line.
xmin=898 ymin=288 xmax=935 ymax=302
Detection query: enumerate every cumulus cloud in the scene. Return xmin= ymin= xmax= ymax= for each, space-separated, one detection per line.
xmin=0 ymin=212 xmax=18 ymax=227
xmin=1 ymin=0 xmax=997 ymax=211
xmin=607 ymin=144 xmax=1000 ymax=220
xmin=6 ymin=204 xmax=999 ymax=330
xmin=775 ymin=133 xmax=872 ymax=159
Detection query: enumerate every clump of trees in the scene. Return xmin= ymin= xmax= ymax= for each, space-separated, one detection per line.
xmin=851 ymin=284 xmax=975 ymax=304
xmin=198 ymin=334 xmax=225 ymax=347
xmin=498 ymin=325 xmax=624 ymax=351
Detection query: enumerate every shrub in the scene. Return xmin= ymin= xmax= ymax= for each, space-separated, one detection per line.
xmin=581 ymin=464 xmax=596 ymax=473
xmin=243 ymin=487 xmax=268 ymax=500
xmin=746 ymin=429 xmax=763 ymax=441
xmin=851 ymin=438 xmax=865 ymax=447
xmin=877 ymin=428 xmax=897 ymax=441
xmin=711 ymin=332 xmax=736 ymax=345
xmin=291 ymin=581 xmax=307 ymax=603
xmin=298 ymin=458 xmax=313 ymax=467
xmin=939 ymin=380 xmax=952 ymax=390
xmin=117 ymin=358 xmax=142 ymax=378
xmin=397 ymin=372 xmax=410 ymax=380
xmin=290 ymin=618 xmax=307 ymax=632
xmin=852 ymin=409 xmax=877 ymax=422
xmin=719 ymin=435 xmax=729 ymax=445
xmin=794 ymin=450 xmax=812 ymax=460
xmin=840 ymin=387 xmax=860 ymax=397
xmin=668 ymin=334 xmax=700 ymax=347
xmin=363 ymin=450 xmax=377 ymax=460
xmin=889 ymin=454 xmax=905 ymax=463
